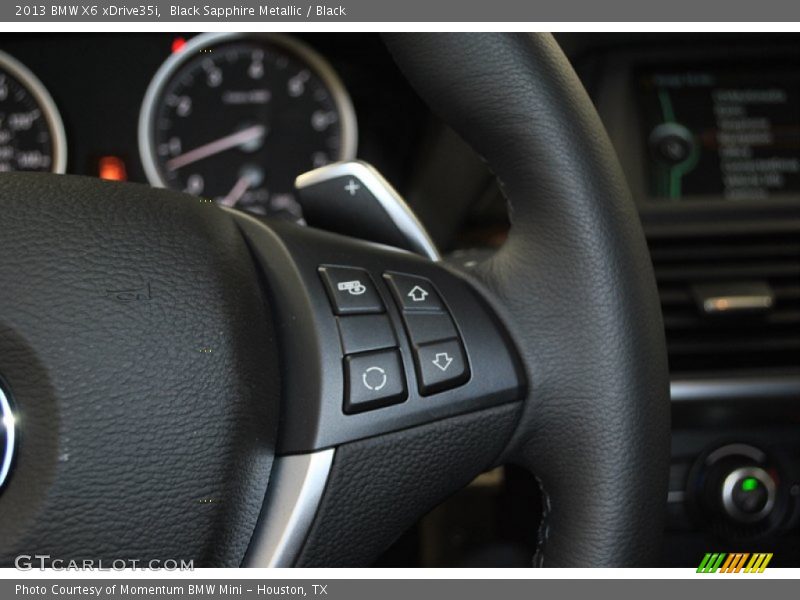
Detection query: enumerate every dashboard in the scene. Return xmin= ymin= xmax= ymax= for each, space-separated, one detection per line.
xmin=0 ymin=33 xmax=428 ymax=219
xmin=565 ymin=33 xmax=800 ymax=567
xmin=1 ymin=32 xmax=799 ymax=566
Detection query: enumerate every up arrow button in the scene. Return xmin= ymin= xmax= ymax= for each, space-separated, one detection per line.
xmin=384 ymin=272 xmax=444 ymax=311
xmin=407 ymin=285 xmax=429 ymax=303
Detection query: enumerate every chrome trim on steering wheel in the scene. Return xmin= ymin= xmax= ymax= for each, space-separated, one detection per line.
xmin=243 ymin=449 xmax=334 ymax=567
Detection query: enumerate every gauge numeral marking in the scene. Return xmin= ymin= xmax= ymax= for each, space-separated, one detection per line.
xmin=184 ymin=173 xmax=204 ymax=195
xmin=288 ymin=70 xmax=310 ymax=97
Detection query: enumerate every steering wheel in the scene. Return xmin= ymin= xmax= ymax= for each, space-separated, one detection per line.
xmin=0 ymin=33 xmax=669 ymax=568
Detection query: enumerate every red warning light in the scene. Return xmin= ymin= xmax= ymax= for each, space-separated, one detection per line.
xmin=98 ymin=156 xmax=127 ymax=182
xmin=171 ymin=37 xmax=187 ymax=54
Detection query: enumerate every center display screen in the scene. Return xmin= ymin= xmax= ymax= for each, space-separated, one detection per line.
xmin=637 ymin=66 xmax=800 ymax=201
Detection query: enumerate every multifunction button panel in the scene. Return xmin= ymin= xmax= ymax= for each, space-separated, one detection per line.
xmin=318 ymin=266 xmax=471 ymax=414
xmin=228 ymin=204 xmax=523 ymax=454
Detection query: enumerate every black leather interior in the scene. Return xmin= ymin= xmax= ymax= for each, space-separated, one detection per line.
xmin=0 ymin=174 xmax=279 ymax=566
xmin=385 ymin=33 xmax=670 ymax=566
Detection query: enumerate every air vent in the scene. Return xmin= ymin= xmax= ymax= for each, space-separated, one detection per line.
xmin=648 ymin=230 xmax=800 ymax=375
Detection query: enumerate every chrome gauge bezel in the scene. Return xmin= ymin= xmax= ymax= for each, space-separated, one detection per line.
xmin=0 ymin=49 xmax=67 ymax=174
xmin=138 ymin=32 xmax=358 ymax=191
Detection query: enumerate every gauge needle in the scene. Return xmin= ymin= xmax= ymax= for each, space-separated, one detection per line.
xmin=219 ymin=174 xmax=255 ymax=207
xmin=165 ymin=125 xmax=266 ymax=171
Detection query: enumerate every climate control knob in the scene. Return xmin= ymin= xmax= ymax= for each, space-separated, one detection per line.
xmin=688 ymin=443 xmax=787 ymax=538
xmin=721 ymin=466 xmax=776 ymax=524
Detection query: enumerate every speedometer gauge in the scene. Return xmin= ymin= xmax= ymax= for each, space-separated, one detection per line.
xmin=0 ymin=50 xmax=67 ymax=174
xmin=139 ymin=33 xmax=357 ymax=217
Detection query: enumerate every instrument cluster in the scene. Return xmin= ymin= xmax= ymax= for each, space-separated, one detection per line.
xmin=0 ymin=33 xmax=424 ymax=219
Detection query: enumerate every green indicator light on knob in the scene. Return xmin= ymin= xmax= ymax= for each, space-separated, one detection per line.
xmin=741 ymin=477 xmax=759 ymax=492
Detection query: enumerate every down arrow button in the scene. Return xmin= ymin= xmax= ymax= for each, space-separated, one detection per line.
xmin=414 ymin=339 xmax=469 ymax=395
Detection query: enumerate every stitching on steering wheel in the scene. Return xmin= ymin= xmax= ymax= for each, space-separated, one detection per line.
xmin=532 ymin=474 xmax=551 ymax=567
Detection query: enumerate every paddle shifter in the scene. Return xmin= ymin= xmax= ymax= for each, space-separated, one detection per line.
xmin=295 ymin=160 xmax=440 ymax=260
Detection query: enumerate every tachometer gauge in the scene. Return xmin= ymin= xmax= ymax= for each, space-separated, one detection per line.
xmin=139 ymin=33 xmax=357 ymax=218
xmin=0 ymin=50 xmax=67 ymax=174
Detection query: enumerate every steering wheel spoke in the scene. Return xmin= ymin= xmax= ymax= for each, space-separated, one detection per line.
xmin=222 ymin=203 xmax=527 ymax=566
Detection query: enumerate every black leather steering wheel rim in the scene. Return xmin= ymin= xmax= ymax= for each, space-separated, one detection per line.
xmin=384 ymin=32 xmax=670 ymax=566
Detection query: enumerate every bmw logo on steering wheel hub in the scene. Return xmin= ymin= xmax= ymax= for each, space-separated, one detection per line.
xmin=0 ymin=382 xmax=16 ymax=492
